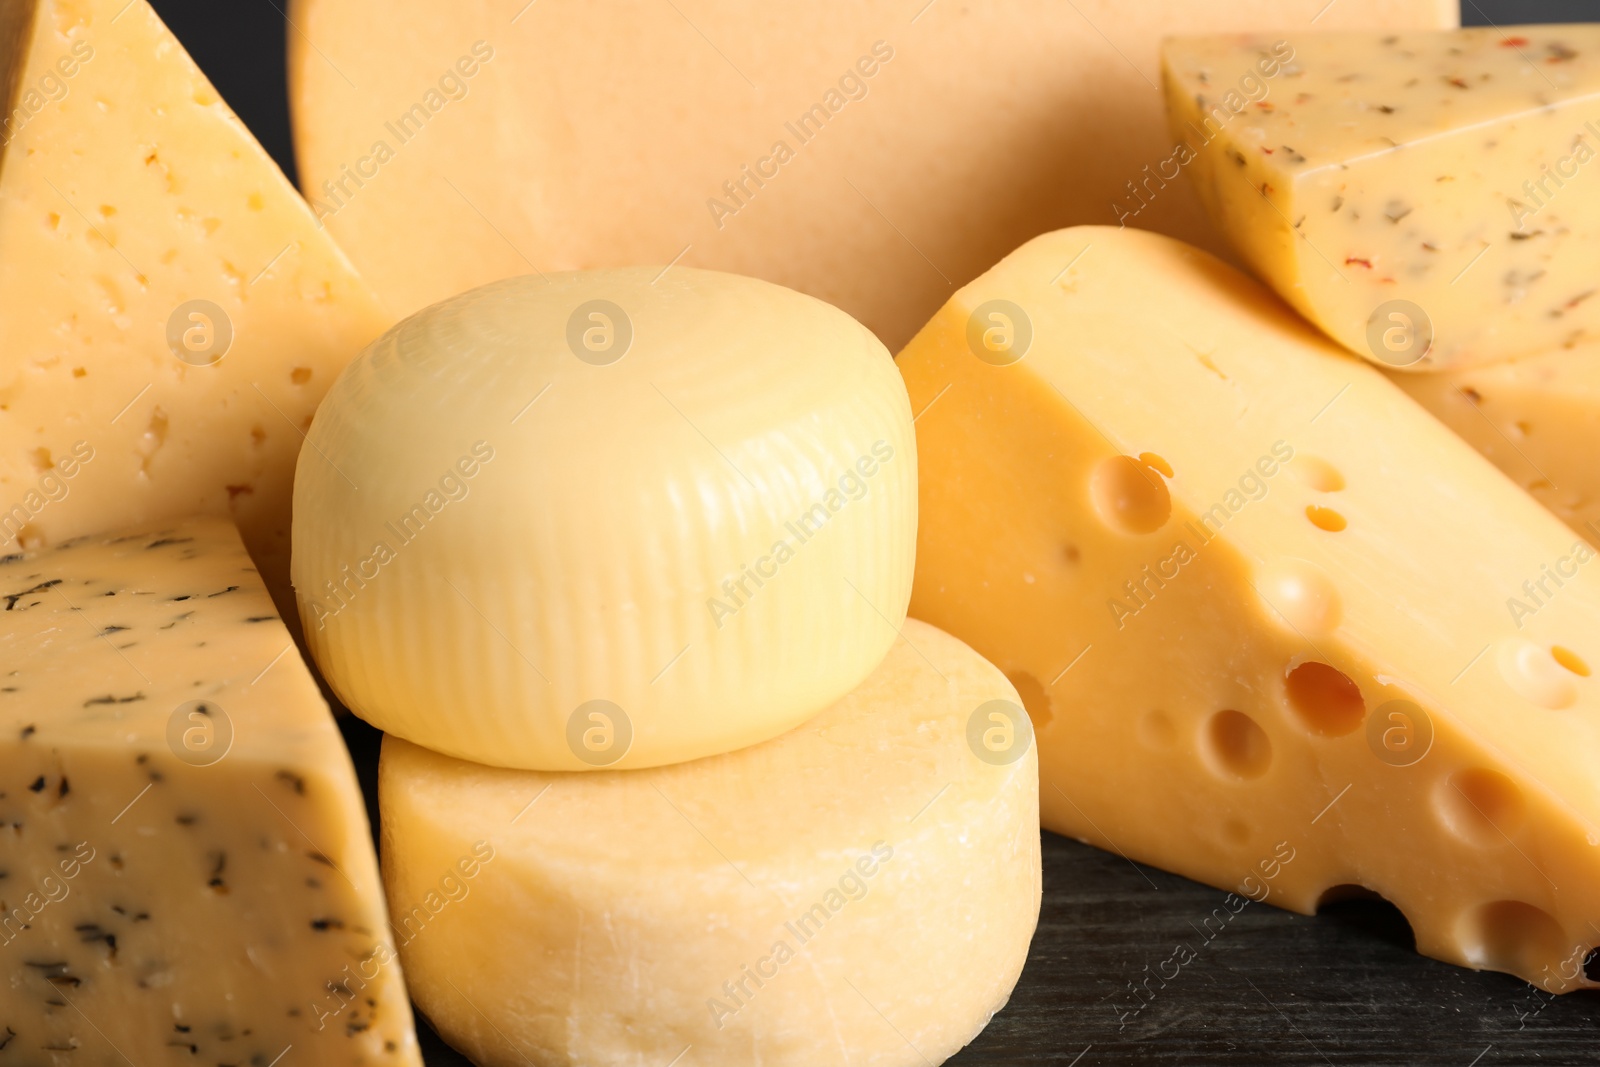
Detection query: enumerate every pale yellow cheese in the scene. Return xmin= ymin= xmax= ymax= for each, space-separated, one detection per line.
xmin=1164 ymin=26 xmax=1600 ymax=370
xmin=0 ymin=518 xmax=420 ymax=1063
xmin=295 ymin=268 xmax=917 ymax=771
xmin=899 ymin=225 xmax=1600 ymax=991
xmin=380 ymin=619 xmax=1040 ymax=1066
xmin=0 ymin=0 xmax=392 ymax=624
xmin=1387 ymin=342 xmax=1600 ymax=545
xmin=288 ymin=0 xmax=1453 ymax=350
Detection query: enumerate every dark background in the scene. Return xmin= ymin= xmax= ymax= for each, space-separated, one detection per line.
xmin=146 ymin=1 xmax=1600 ymax=1064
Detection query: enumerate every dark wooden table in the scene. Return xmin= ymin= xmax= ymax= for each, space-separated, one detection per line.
xmin=342 ymin=719 xmax=1600 ymax=1066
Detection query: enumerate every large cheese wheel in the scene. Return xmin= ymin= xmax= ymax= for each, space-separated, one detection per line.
xmin=287 ymin=0 xmax=1455 ymax=350
xmin=379 ymin=619 xmax=1041 ymax=1067
xmin=294 ymin=267 xmax=916 ymax=770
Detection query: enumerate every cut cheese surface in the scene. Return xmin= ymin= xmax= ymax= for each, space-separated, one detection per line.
xmin=898 ymin=225 xmax=1600 ymax=991
xmin=288 ymin=0 xmax=1453 ymax=349
xmin=0 ymin=518 xmax=419 ymax=1064
xmin=0 ymin=0 xmax=392 ymax=622
xmin=379 ymin=618 xmax=1040 ymax=1067
xmin=294 ymin=268 xmax=916 ymax=771
xmin=1388 ymin=342 xmax=1600 ymax=545
xmin=1163 ymin=26 xmax=1600 ymax=370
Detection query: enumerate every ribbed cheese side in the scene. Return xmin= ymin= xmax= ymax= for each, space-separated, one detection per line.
xmin=294 ymin=267 xmax=916 ymax=770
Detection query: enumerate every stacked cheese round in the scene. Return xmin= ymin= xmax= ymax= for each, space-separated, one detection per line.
xmin=380 ymin=619 xmax=1041 ymax=1067
xmin=293 ymin=267 xmax=917 ymax=770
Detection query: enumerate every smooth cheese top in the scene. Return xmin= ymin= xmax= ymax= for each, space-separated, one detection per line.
xmin=935 ymin=225 xmax=1600 ymax=820
xmin=294 ymin=267 xmax=917 ymax=771
xmin=0 ymin=517 xmax=337 ymax=765
xmin=381 ymin=618 xmax=1029 ymax=877
xmin=288 ymin=0 xmax=1455 ymax=348
xmin=1163 ymin=26 xmax=1600 ymax=171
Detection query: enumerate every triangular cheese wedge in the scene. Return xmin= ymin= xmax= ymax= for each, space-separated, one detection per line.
xmin=1163 ymin=27 xmax=1600 ymax=369
xmin=0 ymin=0 xmax=392 ymax=619
xmin=1387 ymin=342 xmax=1600 ymax=547
xmin=899 ymin=224 xmax=1600 ymax=991
xmin=0 ymin=518 xmax=420 ymax=1061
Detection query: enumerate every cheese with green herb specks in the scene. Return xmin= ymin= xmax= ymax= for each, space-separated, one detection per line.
xmin=1163 ymin=26 xmax=1600 ymax=370
xmin=0 ymin=517 xmax=419 ymax=1065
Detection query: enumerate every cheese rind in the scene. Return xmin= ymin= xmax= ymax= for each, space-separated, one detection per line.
xmin=379 ymin=619 xmax=1040 ymax=1066
xmin=288 ymin=0 xmax=1453 ymax=350
xmin=0 ymin=0 xmax=392 ymax=621
xmin=898 ymin=225 xmax=1600 ymax=991
xmin=1386 ymin=343 xmax=1600 ymax=545
xmin=0 ymin=518 xmax=420 ymax=1064
xmin=1163 ymin=26 xmax=1600 ymax=369
xmin=294 ymin=268 xmax=917 ymax=771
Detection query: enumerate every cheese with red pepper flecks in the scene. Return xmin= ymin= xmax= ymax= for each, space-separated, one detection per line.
xmin=1163 ymin=26 xmax=1600 ymax=370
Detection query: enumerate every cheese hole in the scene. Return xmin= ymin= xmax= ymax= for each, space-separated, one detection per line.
xmin=1257 ymin=558 xmax=1342 ymax=637
xmin=71 ymin=367 xmax=87 ymax=378
xmin=290 ymin=367 xmax=313 ymax=385
xmin=30 ymin=448 xmax=53 ymax=473
xmin=1316 ymin=885 xmax=1416 ymax=952
xmin=1305 ymin=505 xmax=1347 ymax=532
xmin=1284 ymin=661 xmax=1365 ymax=736
xmin=1222 ymin=818 xmax=1250 ymax=846
xmin=1138 ymin=452 xmax=1173 ymax=478
xmin=1552 ymin=646 xmax=1590 ymax=677
xmin=1201 ymin=710 xmax=1272 ymax=780
xmin=1497 ymin=638 xmax=1577 ymax=709
xmin=1005 ymin=671 xmax=1053 ymax=732
xmin=1293 ymin=455 xmax=1345 ymax=492
xmin=1459 ymin=900 xmax=1566 ymax=976
xmin=1090 ymin=454 xmax=1171 ymax=535
xmin=1436 ymin=768 xmax=1526 ymax=847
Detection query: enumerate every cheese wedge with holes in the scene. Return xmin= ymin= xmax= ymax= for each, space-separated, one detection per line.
xmin=1386 ymin=344 xmax=1600 ymax=546
xmin=1162 ymin=27 xmax=1600 ymax=370
xmin=294 ymin=268 xmax=916 ymax=771
xmin=380 ymin=619 xmax=1040 ymax=1067
xmin=0 ymin=518 xmax=420 ymax=1063
xmin=898 ymin=224 xmax=1600 ymax=992
xmin=288 ymin=0 xmax=1453 ymax=350
xmin=0 ymin=0 xmax=392 ymax=623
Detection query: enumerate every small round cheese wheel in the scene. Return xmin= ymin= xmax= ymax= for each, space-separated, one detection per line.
xmin=380 ymin=619 xmax=1040 ymax=1067
xmin=293 ymin=267 xmax=916 ymax=770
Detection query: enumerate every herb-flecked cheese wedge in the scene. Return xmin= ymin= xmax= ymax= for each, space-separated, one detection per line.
xmin=1163 ymin=26 xmax=1600 ymax=370
xmin=0 ymin=517 xmax=420 ymax=1064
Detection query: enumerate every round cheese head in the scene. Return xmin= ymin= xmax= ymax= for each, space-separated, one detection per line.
xmin=293 ymin=266 xmax=916 ymax=770
xmin=379 ymin=619 xmax=1041 ymax=1066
